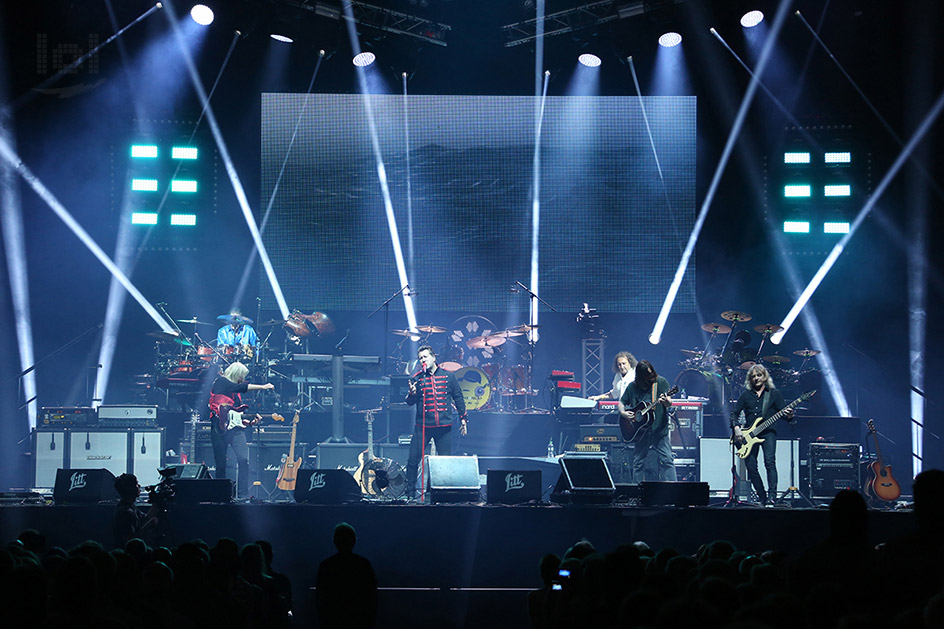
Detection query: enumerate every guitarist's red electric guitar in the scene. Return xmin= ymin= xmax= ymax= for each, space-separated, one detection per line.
xmin=866 ymin=419 xmax=901 ymax=502
xmin=619 ymin=386 xmax=679 ymax=442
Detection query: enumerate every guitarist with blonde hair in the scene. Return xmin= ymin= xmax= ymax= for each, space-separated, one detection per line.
xmin=208 ymin=362 xmax=275 ymax=499
xmin=731 ymin=364 xmax=794 ymax=506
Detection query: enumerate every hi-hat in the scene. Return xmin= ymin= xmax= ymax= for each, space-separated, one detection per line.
xmin=415 ymin=324 xmax=446 ymax=333
xmin=260 ymin=319 xmax=286 ymax=327
xmin=701 ymin=322 xmax=732 ymax=334
xmin=391 ymin=329 xmax=416 ymax=337
xmin=754 ymin=323 xmax=783 ymax=334
xmin=763 ymin=355 xmax=791 ymax=364
xmin=720 ymin=310 xmax=752 ymax=322
xmin=793 ymin=348 xmax=820 ymax=357
xmin=217 ymin=313 xmax=253 ymax=326
xmin=147 ymin=330 xmax=193 ymax=347
xmin=176 ymin=317 xmax=213 ymax=326
xmin=510 ymin=323 xmax=540 ymax=332
xmin=467 ymin=335 xmax=505 ymax=349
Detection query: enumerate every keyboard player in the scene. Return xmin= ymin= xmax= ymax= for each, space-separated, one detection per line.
xmin=588 ymin=351 xmax=637 ymax=423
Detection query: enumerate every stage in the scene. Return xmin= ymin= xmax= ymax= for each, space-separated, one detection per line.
xmin=0 ymin=497 xmax=917 ymax=627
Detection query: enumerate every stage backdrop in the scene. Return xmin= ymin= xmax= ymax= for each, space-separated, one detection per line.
xmin=260 ymin=93 xmax=696 ymax=313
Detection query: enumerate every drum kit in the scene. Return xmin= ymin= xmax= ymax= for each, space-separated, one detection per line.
xmin=674 ymin=309 xmax=822 ymax=410
xmin=389 ymin=320 xmax=539 ymax=412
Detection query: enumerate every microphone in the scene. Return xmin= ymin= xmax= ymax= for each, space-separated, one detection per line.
xmin=85 ymin=433 xmax=91 ymax=450
xmin=156 ymin=302 xmax=167 ymax=307
xmin=509 ymin=285 xmax=521 ymax=293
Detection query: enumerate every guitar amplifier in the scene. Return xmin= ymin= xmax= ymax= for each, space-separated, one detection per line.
xmin=252 ymin=442 xmax=309 ymax=489
xmin=41 ymin=407 xmax=97 ymax=428
xmin=809 ymin=442 xmax=859 ymax=499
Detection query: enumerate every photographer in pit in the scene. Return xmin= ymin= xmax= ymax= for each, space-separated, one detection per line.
xmin=112 ymin=472 xmax=169 ymax=548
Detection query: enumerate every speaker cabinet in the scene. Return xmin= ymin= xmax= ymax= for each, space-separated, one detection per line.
xmin=699 ymin=438 xmax=798 ymax=496
xmin=53 ymin=468 xmax=118 ymax=504
xmin=606 ymin=443 xmax=634 ymax=484
xmin=252 ymin=442 xmax=309 ymax=490
xmin=426 ymin=455 xmax=481 ymax=503
xmin=809 ymin=443 xmax=859 ymax=499
xmin=34 ymin=428 xmax=166 ymax=489
xmin=315 ymin=443 xmax=365 ymax=474
xmin=33 ymin=430 xmax=66 ymax=488
xmin=486 ymin=470 xmax=542 ymax=504
xmin=294 ymin=469 xmax=362 ymax=504
xmin=551 ymin=455 xmax=615 ymax=504
xmin=131 ymin=430 xmax=164 ymax=486
xmin=68 ymin=431 xmax=129 ymax=479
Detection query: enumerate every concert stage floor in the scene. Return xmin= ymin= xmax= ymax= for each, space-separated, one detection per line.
xmin=0 ymin=499 xmax=916 ymax=628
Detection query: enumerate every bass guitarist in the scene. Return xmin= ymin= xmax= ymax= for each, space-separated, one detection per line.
xmin=618 ymin=360 xmax=677 ymax=482
xmin=730 ymin=364 xmax=794 ymax=506
xmin=208 ymin=361 xmax=275 ymax=499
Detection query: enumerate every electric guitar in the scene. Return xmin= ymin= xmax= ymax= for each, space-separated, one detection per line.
xmin=866 ymin=419 xmax=901 ymax=502
xmin=276 ymin=411 xmax=301 ymax=491
xmin=733 ymin=390 xmax=816 ymax=459
xmin=619 ymin=386 xmax=679 ymax=442
xmin=219 ymin=404 xmax=284 ymax=432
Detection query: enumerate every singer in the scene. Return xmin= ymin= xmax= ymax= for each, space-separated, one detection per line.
xmin=404 ymin=345 xmax=468 ymax=500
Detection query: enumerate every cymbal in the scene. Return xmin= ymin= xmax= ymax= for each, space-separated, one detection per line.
xmin=391 ymin=329 xmax=414 ymax=337
xmin=217 ymin=314 xmax=253 ymax=326
xmin=497 ymin=328 xmax=525 ymax=337
xmin=176 ymin=317 xmax=213 ymax=326
xmin=793 ymin=348 xmax=820 ymax=357
xmin=680 ymin=349 xmax=704 ymax=357
xmin=720 ymin=310 xmax=752 ymax=322
xmin=739 ymin=361 xmax=756 ymax=370
xmin=763 ymin=355 xmax=791 ymax=364
xmin=147 ymin=330 xmax=193 ymax=347
xmin=754 ymin=323 xmax=784 ymax=334
xmin=466 ymin=334 xmax=506 ymax=349
xmin=510 ymin=324 xmax=540 ymax=332
xmin=701 ymin=322 xmax=732 ymax=334
xmin=260 ymin=319 xmax=285 ymax=327
xmin=415 ymin=324 xmax=446 ymax=333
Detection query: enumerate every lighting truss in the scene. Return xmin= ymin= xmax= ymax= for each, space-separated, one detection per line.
xmin=282 ymin=0 xmax=452 ymax=46
xmin=502 ymin=0 xmax=622 ymax=48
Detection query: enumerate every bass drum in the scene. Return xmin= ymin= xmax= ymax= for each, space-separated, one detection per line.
xmin=455 ymin=366 xmax=491 ymax=411
xmin=438 ymin=344 xmax=464 ymax=372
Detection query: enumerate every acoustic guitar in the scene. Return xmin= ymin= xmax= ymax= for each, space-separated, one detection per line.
xmin=352 ymin=405 xmax=406 ymax=497
xmin=276 ymin=411 xmax=302 ymax=491
xmin=619 ymin=386 xmax=679 ymax=442
xmin=866 ymin=419 xmax=901 ymax=502
xmin=733 ymin=390 xmax=815 ymax=459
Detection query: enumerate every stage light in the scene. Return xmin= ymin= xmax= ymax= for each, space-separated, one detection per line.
xmin=783 ymin=221 xmax=809 ymax=233
xmin=658 ymin=32 xmax=682 ymax=48
xmin=131 ymin=178 xmax=159 ymax=191
xmin=353 ymin=52 xmax=376 ymax=67
xmin=170 ymin=213 xmax=197 ymax=226
xmin=577 ymin=53 xmax=602 ymax=67
xmin=190 ymin=4 xmax=214 ymax=26
xmin=824 ymin=184 xmax=851 ymax=197
xmin=131 ymin=212 xmax=159 ymax=225
xmin=171 ymin=146 xmax=198 ymax=159
xmin=783 ymin=151 xmax=810 ymax=164
xmin=740 ymin=10 xmax=764 ymax=28
xmin=170 ymin=179 xmax=197 ymax=192
xmin=783 ymin=184 xmax=811 ymax=197
xmin=823 ymin=222 xmax=850 ymax=234
xmin=824 ymin=151 xmax=851 ymax=164
xmin=270 ymin=33 xmax=294 ymax=43
xmin=130 ymin=145 xmax=158 ymax=158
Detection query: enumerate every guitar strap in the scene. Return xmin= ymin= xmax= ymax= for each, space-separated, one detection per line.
xmin=761 ymin=388 xmax=772 ymax=418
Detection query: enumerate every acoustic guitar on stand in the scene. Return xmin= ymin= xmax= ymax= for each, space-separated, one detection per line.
xmin=866 ymin=419 xmax=901 ymax=502
xmin=276 ymin=411 xmax=302 ymax=491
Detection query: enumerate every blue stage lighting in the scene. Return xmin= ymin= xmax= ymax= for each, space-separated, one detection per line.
xmin=783 ymin=152 xmax=810 ymax=164
xmin=131 ymin=212 xmax=158 ymax=225
xmin=131 ymin=178 xmax=159 ymax=192
xmin=171 ymin=146 xmax=198 ymax=160
xmin=824 ymin=184 xmax=851 ymax=197
xmin=823 ymin=222 xmax=850 ymax=234
xmin=170 ymin=179 xmax=198 ymax=193
xmin=658 ymin=32 xmax=682 ymax=48
xmin=740 ymin=11 xmax=764 ymax=28
xmin=578 ymin=53 xmax=602 ymax=68
xmin=130 ymin=145 xmax=158 ymax=158
xmin=170 ymin=214 xmax=197 ymax=226
xmin=270 ymin=33 xmax=294 ymax=43
xmin=824 ymin=151 xmax=851 ymax=164
xmin=190 ymin=4 xmax=214 ymax=26
xmin=783 ymin=221 xmax=810 ymax=233
xmin=353 ymin=52 xmax=376 ymax=67
xmin=783 ymin=184 xmax=811 ymax=197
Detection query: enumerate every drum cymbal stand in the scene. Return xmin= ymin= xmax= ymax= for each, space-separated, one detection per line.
xmin=367 ymin=285 xmax=411 ymax=375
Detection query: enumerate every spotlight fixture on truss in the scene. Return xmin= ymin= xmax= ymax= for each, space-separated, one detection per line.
xmin=277 ymin=0 xmax=452 ymax=46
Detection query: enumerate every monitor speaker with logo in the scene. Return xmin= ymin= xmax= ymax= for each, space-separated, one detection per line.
xmin=53 ymin=468 xmax=118 ymax=504
xmin=426 ymin=455 xmax=481 ymax=503
xmin=486 ymin=469 xmax=541 ymax=504
xmin=551 ymin=454 xmax=614 ymax=504
xmin=173 ymin=478 xmax=234 ymax=503
xmin=294 ymin=469 xmax=362 ymax=504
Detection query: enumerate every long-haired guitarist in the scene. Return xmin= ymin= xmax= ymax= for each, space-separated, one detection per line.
xmin=618 ymin=360 xmax=677 ymax=482
xmin=207 ymin=361 xmax=275 ymax=498
xmin=730 ymin=364 xmax=794 ymax=505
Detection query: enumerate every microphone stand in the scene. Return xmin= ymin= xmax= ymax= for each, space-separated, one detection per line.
xmin=513 ymin=281 xmax=556 ymax=412
xmin=367 ymin=285 xmax=411 ymax=376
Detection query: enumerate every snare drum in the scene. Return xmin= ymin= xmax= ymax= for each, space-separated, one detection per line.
xmin=455 ymin=366 xmax=491 ymax=410
xmin=197 ymin=344 xmax=215 ymax=362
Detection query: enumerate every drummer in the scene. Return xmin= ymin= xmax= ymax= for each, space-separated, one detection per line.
xmin=216 ymin=308 xmax=258 ymax=350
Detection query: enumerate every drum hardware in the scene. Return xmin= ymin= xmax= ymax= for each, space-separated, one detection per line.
xmin=793 ymin=348 xmax=820 ymax=357
xmin=438 ymin=343 xmax=464 ymax=372
xmin=390 ymin=328 xmax=421 ymax=339
xmin=751 ymin=323 xmax=782 ymax=362
xmin=415 ymin=324 xmax=446 ymax=333
xmin=147 ymin=330 xmax=193 ymax=347
xmin=176 ymin=318 xmax=214 ymax=326
xmin=259 ymin=319 xmax=286 ymax=327
xmin=762 ymin=355 xmax=791 ymax=364
xmin=217 ymin=313 xmax=254 ymax=326
xmin=700 ymin=322 xmax=731 ymax=334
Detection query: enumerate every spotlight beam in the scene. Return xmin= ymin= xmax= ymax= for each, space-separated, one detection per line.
xmin=10 ymin=3 xmax=162 ymax=110
xmin=529 ymin=2 xmax=547 ymax=341
xmin=0 ymin=139 xmax=174 ymax=333
xmin=795 ymin=10 xmax=944 ymax=204
xmin=649 ymin=0 xmax=793 ymax=345
xmin=770 ymin=86 xmax=944 ymax=344
xmin=402 ymin=73 xmax=415 ymax=279
xmin=163 ymin=2 xmax=291 ymax=319
xmin=627 ymin=56 xmax=674 ymax=226
xmin=342 ymin=2 xmax=418 ymax=333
